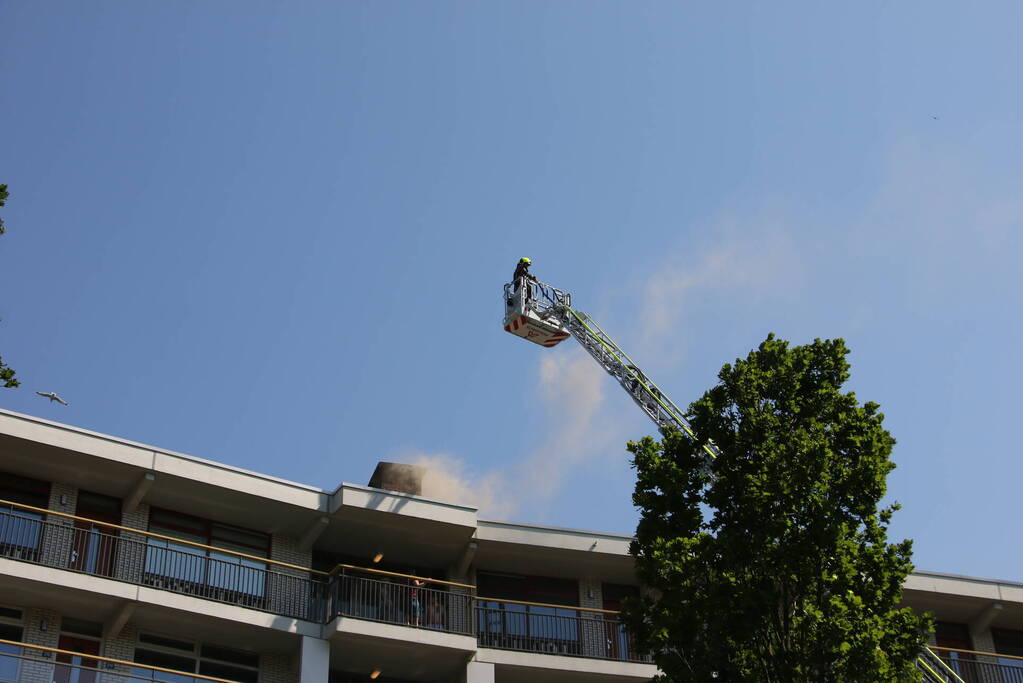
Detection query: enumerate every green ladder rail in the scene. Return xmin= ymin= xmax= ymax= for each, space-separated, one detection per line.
xmin=559 ymin=303 xmax=719 ymax=466
xmin=916 ymin=647 xmax=966 ymax=682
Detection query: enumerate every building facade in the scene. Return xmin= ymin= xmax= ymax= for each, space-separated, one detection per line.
xmin=0 ymin=409 xmax=1021 ymax=682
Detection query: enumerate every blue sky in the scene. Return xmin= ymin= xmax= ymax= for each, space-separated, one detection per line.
xmin=1 ymin=2 xmax=1021 ymax=580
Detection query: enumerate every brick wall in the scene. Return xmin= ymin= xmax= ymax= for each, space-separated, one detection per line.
xmin=578 ymin=577 xmax=605 ymax=658
xmin=47 ymin=483 xmax=77 ymax=516
xmin=971 ymin=626 xmax=995 ymax=653
xmin=114 ymin=503 xmax=151 ymax=585
xmin=100 ymin=623 xmax=140 ymax=683
xmin=262 ymin=650 xmax=298 ymax=683
xmin=969 ymin=625 xmax=999 ymax=679
xmin=39 ymin=482 xmax=78 ymax=568
xmin=445 ymin=567 xmax=473 ymax=636
xmin=17 ymin=607 xmax=60 ymax=683
xmin=267 ymin=532 xmax=321 ymax=622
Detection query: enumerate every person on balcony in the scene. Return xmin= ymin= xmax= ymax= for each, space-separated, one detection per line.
xmin=512 ymin=257 xmax=537 ymax=304
xmin=409 ymin=576 xmax=427 ymax=626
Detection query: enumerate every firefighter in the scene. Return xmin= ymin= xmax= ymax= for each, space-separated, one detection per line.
xmin=512 ymin=257 xmax=537 ymax=303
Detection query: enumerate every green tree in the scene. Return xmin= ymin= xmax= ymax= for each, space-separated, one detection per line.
xmin=0 ymin=183 xmax=18 ymax=388
xmin=624 ymin=334 xmax=930 ymax=682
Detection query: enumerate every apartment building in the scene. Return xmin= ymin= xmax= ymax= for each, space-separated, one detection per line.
xmin=0 ymin=408 xmax=1021 ymax=683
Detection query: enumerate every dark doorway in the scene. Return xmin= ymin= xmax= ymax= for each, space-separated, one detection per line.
xmin=935 ymin=622 xmax=976 ymax=683
xmin=603 ymin=583 xmax=640 ymax=661
xmin=53 ymin=635 xmax=100 ymax=683
xmin=71 ymin=491 xmax=121 ymax=577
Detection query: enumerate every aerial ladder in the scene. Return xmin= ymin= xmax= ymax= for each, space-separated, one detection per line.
xmin=502 ymin=276 xmax=720 ymax=467
xmin=501 ymin=273 xmax=965 ymax=683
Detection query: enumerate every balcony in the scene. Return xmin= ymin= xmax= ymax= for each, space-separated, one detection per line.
xmin=0 ymin=504 xmax=328 ymax=622
xmin=930 ymin=646 xmax=1023 ymax=683
xmin=0 ymin=501 xmax=650 ymax=666
xmin=476 ymin=601 xmax=651 ymax=663
xmin=328 ymin=566 xmax=474 ymax=636
xmin=0 ymin=635 xmax=245 ymax=683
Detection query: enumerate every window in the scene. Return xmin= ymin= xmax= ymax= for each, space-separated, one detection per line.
xmin=71 ymin=491 xmax=122 ymax=577
xmin=934 ymin=622 xmax=975 ymax=674
xmin=61 ymin=618 xmax=103 ymax=639
xmin=0 ymin=473 xmax=50 ymax=508
xmin=145 ymin=509 xmax=269 ymax=598
xmin=992 ymin=629 xmax=1023 ymax=669
xmin=478 ymin=573 xmax=578 ymax=605
xmin=602 ymin=584 xmax=641 ymax=661
xmin=53 ymin=633 xmax=101 ymax=683
xmin=0 ymin=609 xmax=24 ymax=683
xmin=76 ymin=492 xmax=121 ymax=523
xmin=132 ymin=633 xmax=259 ymax=683
xmin=0 ymin=473 xmax=50 ymax=557
xmin=476 ymin=573 xmax=580 ymax=654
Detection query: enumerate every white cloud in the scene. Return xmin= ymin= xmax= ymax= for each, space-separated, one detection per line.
xmin=511 ymin=348 xmax=613 ymax=504
xmin=636 ymin=216 xmax=802 ymax=366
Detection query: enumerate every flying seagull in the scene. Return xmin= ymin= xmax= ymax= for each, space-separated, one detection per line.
xmin=35 ymin=391 xmax=69 ymax=406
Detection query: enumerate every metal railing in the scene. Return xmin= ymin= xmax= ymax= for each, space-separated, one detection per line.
xmin=0 ymin=637 xmax=244 ymax=683
xmin=503 ymin=279 xmax=571 ymax=319
xmin=0 ymin=500 xmax=654 ymax=663
xmin=0 ymin=507 xmax=328 ymax=622
xmin=930 ymin=646 xmax=1023 ymax=683
xmin=328 ymin=566 xmax=474 ymax=636
xmin=475 ymin=602 xmax=652 ymax=663
xmin=8 ymin=508 xmax=1023 ymax=675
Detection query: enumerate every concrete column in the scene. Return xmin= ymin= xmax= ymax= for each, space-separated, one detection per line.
xmin=578 ymin=577 xmax=605 ymax=658
xmin=446 ymin=543 xmax=477 ymax=637
xmin=40 ymin=483 xmax=77 ymax=568
xmin=969 ymin=603 xmax=1003 ymax=683
xmin=268 ymin=532 xmax=316 ymax=620
xmin=462 ymin=661 xmax=494 ymax=683
xmin=299 ymin=636 xmax=329 ymax=683
xmin=18 ymin=608 xmax=60 ymax=683
xmin=101 ymin=623 xmax=140 ymax=683
xmin=115 ymin=503 xmax=150 ymax=585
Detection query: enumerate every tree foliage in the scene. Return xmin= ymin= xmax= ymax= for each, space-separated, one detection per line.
xmin=624 ymin=334 xmax=930 ymax=682
xmin=0 ymin=183 xmax=18 ymax=388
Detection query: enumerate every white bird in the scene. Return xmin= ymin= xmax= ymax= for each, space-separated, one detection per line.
xmin=35 ymin=391 xmax=69 ymax=406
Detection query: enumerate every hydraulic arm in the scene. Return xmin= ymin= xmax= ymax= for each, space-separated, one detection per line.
xmin=502 ymin=277 xmax=719 ymax=466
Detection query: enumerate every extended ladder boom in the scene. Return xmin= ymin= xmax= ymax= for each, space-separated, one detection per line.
xmin=503 ymin=277 xmax=718 ymax=466
xmin=558 ymin=304 xmax=720 ymax=465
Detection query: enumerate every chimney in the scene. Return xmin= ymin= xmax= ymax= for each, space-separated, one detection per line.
xmin=368 ymin=462 xmax=425 ymax=495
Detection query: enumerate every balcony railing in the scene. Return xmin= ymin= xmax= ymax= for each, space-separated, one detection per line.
xmin=328 ymin=566 xmax=475 ymax=636
xmin=930 ymin=646 xmax=1023 ymax=683
xmin=0 ymin=637 xmax=244 ymax=683
xmin=0 ymin=499 xmax=651 ymax=664
xmin=0 ymin=506 xmax=328 ymax=622
xmin=475 ymin=601 xmax=652 ymax=663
